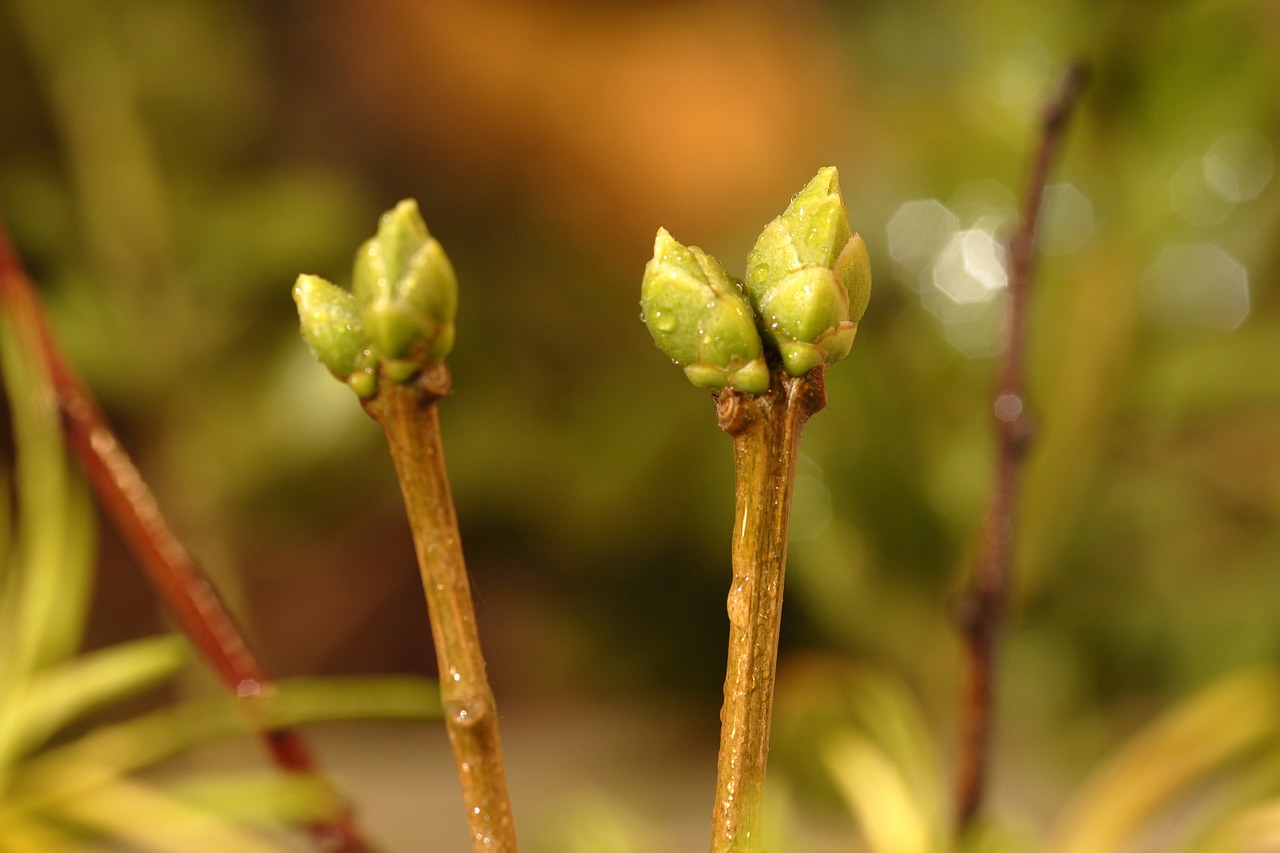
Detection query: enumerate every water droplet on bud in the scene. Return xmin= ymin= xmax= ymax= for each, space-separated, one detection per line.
xmin=652 ymin=310 xmax=677 ymax=332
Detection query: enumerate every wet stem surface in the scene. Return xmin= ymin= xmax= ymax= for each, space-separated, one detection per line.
xmin=365 ymin=368 xmax=518 ymax=853
xmin=709 ymin=368 xmax=825 ymax=853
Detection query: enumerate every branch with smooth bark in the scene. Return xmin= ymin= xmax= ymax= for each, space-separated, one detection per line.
xmin=293 ymin=200 xmax=517 ymax=852
xmin=710 ymin=368 xmax=825 ymax=852
xmin=363 ymin=371 xmax=516 ymax=852
xmin=954 ymin=61 xmax=1090 ymax=832
xmin=640 ymin=167 xmax=871 ymax=852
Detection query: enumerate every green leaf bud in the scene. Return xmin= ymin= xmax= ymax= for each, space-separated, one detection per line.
xmin=353 ymin=199 xmax=458 ymax=364
xmin=293 ymin=274 xmax=375 ymax=391
xmin=745 ymin=167 xmax=872 ymax=376
xmin=641 ymin=228 xmax=769 ymax=394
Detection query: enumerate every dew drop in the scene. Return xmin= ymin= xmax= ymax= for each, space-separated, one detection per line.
xmin=726 ymin=580 xmax=751 ymax=629
xmin=444 ymin=696 xmax=487 ymax=728
xmin=651 ymin=310 xmax=677 ymax=333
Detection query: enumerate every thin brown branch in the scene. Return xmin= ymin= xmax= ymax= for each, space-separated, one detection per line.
xmin=0 ymin=217 xmax=372 ymax=853
xmin=709 ymin=367 xmax=826 ymax=853
xmin=955 ymin=61 xmax=1089 ymax=831
xmin=361 ymin=371 xmax=517 ymax=853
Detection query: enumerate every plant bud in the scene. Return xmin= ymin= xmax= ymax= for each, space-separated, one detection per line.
xmin=353 ymin=199 xmax=458 ymax=364
xmin=294 ymin=200 xmax=460 ymax=398
xmin=745 ymin=167 xmax=872 ymax=376
xmin=641 ymin=228 xmax=769 ymax=394
xmin=293 ymin=274 xmax=377 ymax=396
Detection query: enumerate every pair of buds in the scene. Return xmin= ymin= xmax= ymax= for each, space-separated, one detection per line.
xmin=641 ymin=167 xmax=872 ymax=393
xmin=294 ymin=167 xmax=870 ymax=402
xmin=293 ymin=200 xmax=457 ymax=398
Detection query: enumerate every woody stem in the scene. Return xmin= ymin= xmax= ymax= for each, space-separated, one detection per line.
xmin=709 ymin=368 xmax=826 ymax=853
xmin=363 ymin=371 xmax=517 ymax=853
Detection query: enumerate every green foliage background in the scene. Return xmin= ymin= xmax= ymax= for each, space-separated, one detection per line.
xmin=2 ymin=0 xmax=1278 ymax=849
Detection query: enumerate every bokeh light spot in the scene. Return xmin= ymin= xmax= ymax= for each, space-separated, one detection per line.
xmin=1204 ymin=129 xmax=1273 ymax=203
xmin=1169 ymin=130 xmax=1274 ymax=227
xmin=932 ymin=227 xmax=1008 ymax=304
xmin=886 ymin=199 xmax=959 ymax=280
xmin=1143 ymin=243 xmax=1250 ymax=331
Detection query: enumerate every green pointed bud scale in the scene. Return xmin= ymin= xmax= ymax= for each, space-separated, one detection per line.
xmin=745 ymin=166 xmax=872 ymax=376
xmin=293 ymin=274 xmax=378 ymax=396
xmin=641 ymin=228 xmax=769 ymax=394
xmin=352 ymin=199 xmax=458 ymax=363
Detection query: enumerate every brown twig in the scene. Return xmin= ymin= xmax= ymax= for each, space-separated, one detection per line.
xmin=361 ymin=370 xmax=517 ymax=853
xmin=954 ymin=62 xmax=1089 ymax=831
xmin=709 ymin=366 xmax=826 ymax=853
xmin=0 ymin=217 xmax=372 ymax=853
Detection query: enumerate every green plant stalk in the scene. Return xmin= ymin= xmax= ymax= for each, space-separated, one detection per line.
xmin=710 ymin=367 xmax=826 ymax=853
xmin=361 ymin=367 xmax=517 ymax=853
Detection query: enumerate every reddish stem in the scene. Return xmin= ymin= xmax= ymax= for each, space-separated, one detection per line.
xmin=954 ymin=62 xmax=1089 ymax=831
xmin=0 ymin=218 xmax=371 ymax=853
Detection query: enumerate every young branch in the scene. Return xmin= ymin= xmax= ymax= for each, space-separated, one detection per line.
xmin=292 ymin=198 xmax=514 ymax=850
xmin=0 ymin=218 xmax=371 ymax=853
xmin=954 ymin=62 xmax=1089 ymax=830
xmin=361 ymin=370 xmax=517 ymax=853
xmin=638 ymin=167 xmax=863 ymax=851
xmin=710 ymin=366 xmax=826 ymax=853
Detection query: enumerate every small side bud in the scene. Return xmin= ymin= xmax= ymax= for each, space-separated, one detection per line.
xmin=353 ymin=199 xmax=458 ymax=364
xmin=745 ymin=167 xmax=872 ymax=376
xmin=641 ymin=228 xmax=768 ymax=394
xmin=293 ymin=274 xmax=376 ymax=395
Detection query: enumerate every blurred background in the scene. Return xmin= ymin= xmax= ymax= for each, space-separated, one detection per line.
xmin=2 ymin=0 xmax=1279 ymax=849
